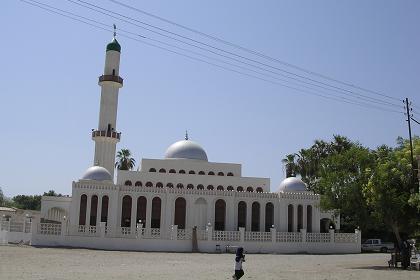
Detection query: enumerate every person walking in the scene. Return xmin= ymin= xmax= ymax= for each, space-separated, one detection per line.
xmin=232 ymin=247 xmax=245 ymax=279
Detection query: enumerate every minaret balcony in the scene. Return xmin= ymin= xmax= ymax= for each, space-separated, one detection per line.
xmin=92 ymin=130 xmax=121 ymax=140
xmin=98 ymin=75 xmax=124 ymax=86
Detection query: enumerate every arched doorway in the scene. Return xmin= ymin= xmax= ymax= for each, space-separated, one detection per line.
xmin=101 ymin=196 xmax=109 ymax=224
xmin=288 ymin=204 xmax=294 ymax=232
xmin=237 ymin=201 xmax=247 ymax=230
xmin=214 ymin=199 xmax=226 ymax=231
xmin=251 ymin=202 xmax=260 ymax=231
xmin=136 ymin=196 xmax=147 ymax=226
xmin=265 ymin=202 xmax=274 ymax=232
xmin=121 ymin=195 xmax=132 ymax=227
xmin=297 ymin=205 xmax=303 ymax=231
xmin=79 ymin=194 xmax=87 ymax=225
xmin=151 ymin=197 xmax=161 ymax=228
xmin=174 ymin=197 xmax=186 ymax=229
xmin=90 ymin=195 xmax=98 ymax=226
xmin=194 ymin=198 xmax=207 ymax=230
xmin=307 ymin=205 xmax=313 ymax=233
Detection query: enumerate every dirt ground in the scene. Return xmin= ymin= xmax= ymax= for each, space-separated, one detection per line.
xmin=0 ymin=245 xmax=417 ymax=279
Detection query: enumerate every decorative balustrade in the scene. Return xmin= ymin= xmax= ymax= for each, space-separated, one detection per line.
xmin=276 ymin=232 xmax=302 ymax=242
xmin=38 ymin=223 xmax=61 ymax=235
xmin=0 ymin=221 xmax=32 ymax=233
xmin=335 ymin=233 xmax=357 ymax=243
xmin=177 ymin=229 xmax=192 ymax=240
xmin=143 ymin=228 xmax=161 ymax=239
xmin=307 ymin=233 xmax=330 ymax=243
xmin=9 ymin=222 xmax=24 ymax=232
xmin=244 ymin=231 xmax=271 ymax=242
xmin=213 ymin=230 xmax=240 ymax=241
xmin=91 ymin=130 xmax=121 ymax=140
xmin=120 ymin=227 xmax=132 ymax=236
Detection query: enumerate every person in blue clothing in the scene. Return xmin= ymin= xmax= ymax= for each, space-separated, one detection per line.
xmin=232 ymin=247 xmax=245 ymax=279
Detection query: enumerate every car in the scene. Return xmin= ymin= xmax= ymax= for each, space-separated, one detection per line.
xmin=361 ymin=239 xmax=395 ymax=253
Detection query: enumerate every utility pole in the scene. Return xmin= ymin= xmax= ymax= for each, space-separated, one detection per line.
xmin=404 ymin=98 xmax=416 ymax=186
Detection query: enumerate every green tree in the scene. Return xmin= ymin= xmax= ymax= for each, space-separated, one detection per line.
xmin=12 ymin=195 xmax=42 ymax=210
xmin=281 ymin=154 xmax=297 ymax=177
xmin=115 ymin=149 xmax=136 ymax=170
xmin=43 ymin=190 xmax=63 ymax=197
xmin=363 ymin=138 xmax=419 ymax=244
xmin=0 ymin=187 xmax=4 ymax=206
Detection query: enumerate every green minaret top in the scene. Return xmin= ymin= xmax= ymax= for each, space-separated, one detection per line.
xmin=106 ymin=37 xmax=121 ymax=52
xmin=106 ymin=24 xmax=121 ymax=52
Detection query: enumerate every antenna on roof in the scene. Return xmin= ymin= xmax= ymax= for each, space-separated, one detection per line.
xmin=185 ymin=130 xmax=189 ymax=140
xmin=113 ymin=24 xmax=117 ymax=38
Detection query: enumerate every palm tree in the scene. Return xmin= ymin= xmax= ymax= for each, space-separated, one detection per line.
xmin=282 ymin=154 xmax=297 ymax=177
xmin=115 ymin=149 xmax=136 ymax=170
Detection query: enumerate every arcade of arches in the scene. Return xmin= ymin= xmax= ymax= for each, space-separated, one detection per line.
xmin=78 ymin=194 xmax=316 ymax=232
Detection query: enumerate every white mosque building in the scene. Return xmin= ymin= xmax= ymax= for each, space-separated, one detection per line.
xmin=2 ymin=36 xmax=360 ymax=253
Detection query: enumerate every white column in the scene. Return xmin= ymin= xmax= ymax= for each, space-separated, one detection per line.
xmin=86 ymin=195 xmax=91 ymax=226
xmin=145 ymin=196 xmax=152 ymax=232
xmin=300 ymin=228 xmax=306 ymax=243
xmin=246 ymin=202 xmax=251 ymax=231
xmin=96 ymin=196 xmax=103 ymax=227
xmin=130 ymin=196 xmax=137 ymax=233
xmin=293 ymin=204 xmax=298 ymax=232
xmin=303 ymin=205 xmax=307 ymax=230
xmin=116 ymin=195 xmax=122 ymax=228
xmin=270 ymin=227 xmax=276 ymax=243
xmin=260 ymin=202 xmax=265 ymax=232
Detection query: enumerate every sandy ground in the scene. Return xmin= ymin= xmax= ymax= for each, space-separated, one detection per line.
xmin=0 ymin=245 xmax=417 ymax=279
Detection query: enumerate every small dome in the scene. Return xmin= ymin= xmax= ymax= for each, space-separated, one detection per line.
xmin=106 ymin=38 xmax=121 ymax=52
xmin=277 ymin=177 xmax=308 ymax=192
xmin=165 ymin=140 xmax=208 ymax=161
xmin=82 ymin=166 xmax=113 ymax=181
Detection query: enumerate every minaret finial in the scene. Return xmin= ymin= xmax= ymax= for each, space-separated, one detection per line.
xmin=113 ymin=24 xmax=117 ymax=38
xmin=185 ymin=130 xmax=189 ymax=140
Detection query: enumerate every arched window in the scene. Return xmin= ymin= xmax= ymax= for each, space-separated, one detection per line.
xmin=237 ymin=201 xmax=247 ymax=230
xmin=79 ymin=194 xmax=87 ymax=225
xmin=256 ymin=187 xmax=263 ymax=193
xmin=227 ymin=186 xmax=234 ymax=191
xmin=297 ymin=205 xmax=303 ymax=231
xmin=146 ymin=182 xmax=153 ymax=188
xmin=124 ymin=180 xmax=132 ymax=186
xmin=208 ymin=171 xmax=215 ymax=175
xmin=214 ymin=199 xmax=226 ymax=231
xmin=189 ymin=170 xmax=195 ymax=174
xmin=251 ymin=202 xmax=260 ymax=231
xmin=136 ymin=196 xmax=147 ymax=225
xmin=207 ymin=185 xmax=214 ymax=190
xmin=174 ymin=197 xmax=186 ymax=229
xmin=135 ymin=181 xmax=142 ymax=187
xmin=156 ymin=182 xmax=163 ymax=188
xmin=288 ymin=204 xmax=294 ymax=232
xmin=90 ymin=195 xmax=98 ymax=226
xmin=217 ymin=172 xmax=224 ymax=176
xmin=149 ymin=168 xmax=156 ymax=172
xmin=217 ymin=185 xmax=224 ymax=191
xmin=169 ymin=169 xmax=176 ymax=174
xmin=179 ymin=170 xmax=186 ymax=174
xmin=197 ymin=184 xmax=204 ymax=190
xmin=151 ymin=197 xmax=161 ymax=228
xmin=187 ymin=184 xmax=194 ymax=189
xmin=159 ymin=168 xmax=166 ymax=173
xmin=237 ymin=186 xmax=244 ymax=192
xmin=247 ymin=187 xmax=254 ymax=192
xmin=198 ymin=171 xmax=205 ymax=175
xmin=177 ymin=183 xmax=184 ymax=189
xmin=227 ymin=172 xmax=234 ymax=176
xmin=100 ymin=195 xmax=109 ymax=224
xmin=121 ymin=195 xmax=132 ymax=227
xmin=307 ymin=205 xmax=313 ymax=233
xmin=265 ymin=202 xmax=274 ymax=232
xmin=166 ymin=183 xmax=174 ymax=188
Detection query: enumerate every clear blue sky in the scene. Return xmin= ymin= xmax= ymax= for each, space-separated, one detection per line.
xmin=1 ymin=0 xmax=419 ymax=197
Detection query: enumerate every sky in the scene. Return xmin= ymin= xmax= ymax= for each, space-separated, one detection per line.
xmin=1 ymin=0 xmax=420 ymax=197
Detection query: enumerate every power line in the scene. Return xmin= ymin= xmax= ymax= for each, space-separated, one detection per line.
xmin=68 ymin=0 xmax=404 ymax=110
xmin=20 ymin=0 xmax=405 ymax=115
xmin=108 ymin=0 xmax=402 ymax=103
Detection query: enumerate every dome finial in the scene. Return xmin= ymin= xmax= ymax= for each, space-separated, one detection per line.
xmin=185 ymin=130 xmax=189 ymax=140
xmin=113 ymin=23 xmax=117 ymax=38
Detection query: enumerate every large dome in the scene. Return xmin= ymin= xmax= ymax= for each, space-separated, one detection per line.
xmin=277 ymin=177 xmax=308 ymax=193
xmin=165 ymin=140 xmax=208 ymax=161
xmin=81 ymin=166 xmax=113 ymax=181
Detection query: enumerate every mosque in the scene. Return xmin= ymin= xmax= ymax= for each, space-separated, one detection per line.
xmin=28 ymin=36 xmax=360 ymax=253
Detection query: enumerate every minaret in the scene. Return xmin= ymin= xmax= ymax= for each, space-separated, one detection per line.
xmin=92 ymin=28 xmax=123 ymax=177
